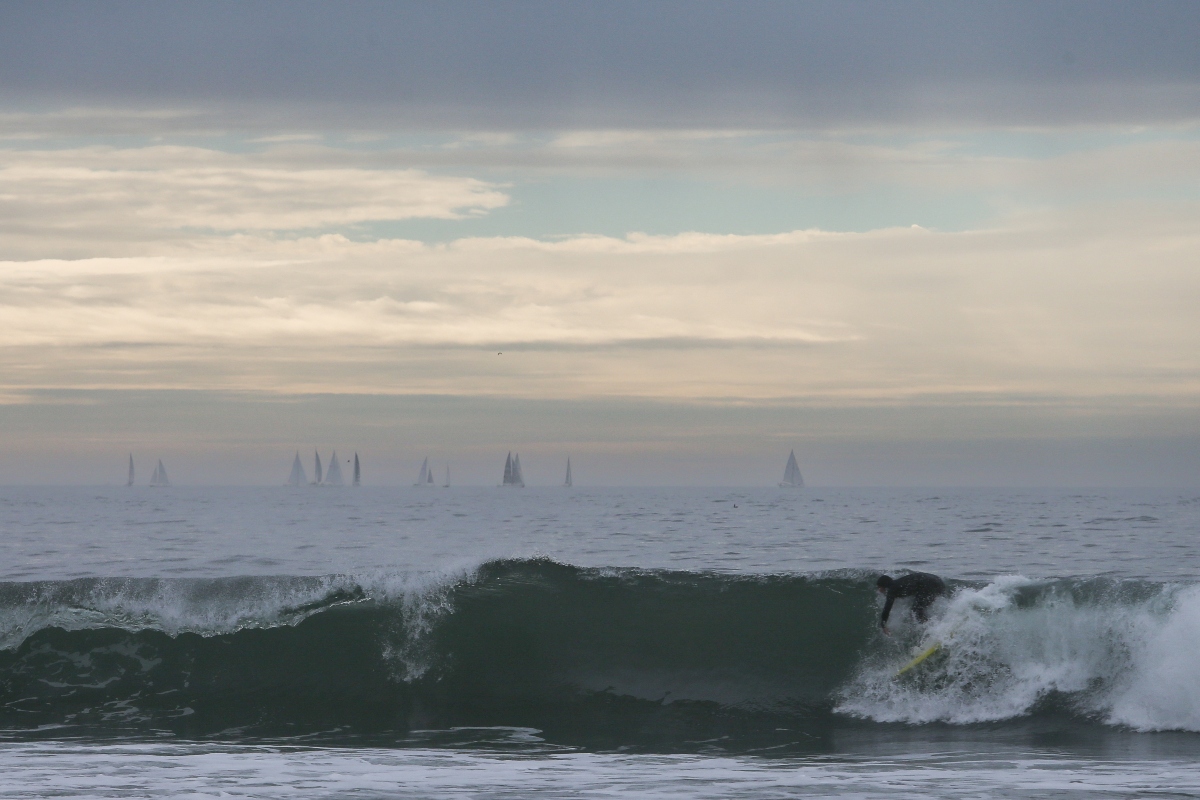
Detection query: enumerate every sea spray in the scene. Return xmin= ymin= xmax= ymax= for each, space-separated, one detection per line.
xmin=1105 ymin=585 xmax=1200 ymax=731
xmin=0 ymin=575 xmax=370 ymax=648
xmin=374 ymin=563 xmax=478 ymax=682
xmin=835 ymin=576 xmax=1191 ymax=729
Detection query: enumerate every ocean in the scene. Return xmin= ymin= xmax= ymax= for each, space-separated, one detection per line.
xmin=2 ymin=486 xmax=1199 ymax=798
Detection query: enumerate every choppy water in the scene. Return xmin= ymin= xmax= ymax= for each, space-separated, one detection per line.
xmin=1 ymin=486 xmax=1199 ymax=798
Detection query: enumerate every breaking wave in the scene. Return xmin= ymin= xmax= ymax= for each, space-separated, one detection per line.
xmin=838 ymin=574 xmax=1200 ymax=732
xmin=0 ymin=559 xmax=1197 ymax=749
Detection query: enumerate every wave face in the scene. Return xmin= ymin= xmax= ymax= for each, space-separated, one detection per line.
xmin=0 ymin=559 xmax=1197 ymax=750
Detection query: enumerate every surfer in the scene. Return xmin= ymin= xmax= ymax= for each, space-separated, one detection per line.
xmin=877 ymin=572 xmax=946 ymax=634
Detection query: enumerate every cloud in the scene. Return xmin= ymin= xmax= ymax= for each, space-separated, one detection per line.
xmin=2 ymin=210 xmax=1199 ymax=402
xmin=0 ymin=107 xmax=212 ymax=139
xmin=2 ymin=118 xmax=1199 ymax=407
xmin=4 ymin=3 xmax=1200 ymax=129
xmin=0 ymin=145 xmax=508 ymax=254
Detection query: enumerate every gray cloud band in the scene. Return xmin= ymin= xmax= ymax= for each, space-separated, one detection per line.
xmin=4 ymin=1 xmax=1200 ymax=128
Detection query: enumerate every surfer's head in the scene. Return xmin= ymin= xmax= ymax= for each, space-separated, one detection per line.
xmin=876 ymin=575 xmax=894 ymax=593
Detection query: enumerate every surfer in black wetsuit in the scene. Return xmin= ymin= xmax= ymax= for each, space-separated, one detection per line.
xmin=877 ymin=573 xmax=946 ymax=633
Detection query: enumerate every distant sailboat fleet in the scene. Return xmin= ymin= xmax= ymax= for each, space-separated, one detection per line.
xmin=124 ymin=450 xmax=805 ymax=488
xmin=125 ymin=455 xmax=171 ymax=487
xmin=285 ymin=450 xmax=361 ymax=487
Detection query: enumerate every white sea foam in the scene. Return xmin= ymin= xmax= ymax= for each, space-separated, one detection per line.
xmin=1 ymin=742 xmax=1198 ymax=800
xmin=837 ymin=575 xmax=1200 ymax=732
xmin=367 ymin=561 xmax=483 ymax=681
xmin=0 ymin=562 xmax=486 ymax=652
xmin=1107 ymin=585 xmax=1200 ymax=731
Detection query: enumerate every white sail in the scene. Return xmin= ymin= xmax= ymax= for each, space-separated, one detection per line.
xmin=353 ymin=453 xmax=361 ymax=487
xmin=313 ymin=451 xmax=323 ymax=485
xmin=150 ymin=459 xmax=170 ymax=487
xmin=564 ymin=457 xmax=572 ymax=487
xmin=325 ymin=450 xmax=344 ymax=486
xmin=427 ymin=465 xmax=434 ymax=484
xmin=287 ymin=452 xmax=307 ymax=486
xmin=443 ymin=465 xmax=450 ymax=488
xmin=127 ymin=454 xmax=135 ymax=487
xmin=502 ymin=452 xmax=524 ymax=487
xmin=415 ymin=457 xmax=430 ymax=486
xmin=780 ymin=450 xmax=804 ymax=487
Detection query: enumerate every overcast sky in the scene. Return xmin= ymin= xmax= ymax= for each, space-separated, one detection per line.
xmin=5 ymin=1 xmax=1200 ymax=127
xmin=1 ymin=1 xmax=1199 ymax=485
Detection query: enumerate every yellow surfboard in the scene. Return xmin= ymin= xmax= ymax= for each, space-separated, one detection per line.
xmin=896 ymin=642 xmax=942 ymax=676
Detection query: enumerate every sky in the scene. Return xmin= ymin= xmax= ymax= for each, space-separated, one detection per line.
xmin=1 ymin=0 xmax=1199 ymax=486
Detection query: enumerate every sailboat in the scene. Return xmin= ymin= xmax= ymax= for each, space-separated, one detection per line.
xmin=127 ymin=454 xmax=135 ymax=487
xmin=286 ymin=452 xmax=307 ymax=486
xmin=443 ymin=465 xmax=450 ymax=488
xmin=312 ymin=451 xmax=323 ymax=486
xmin=779 ymin=449 xmax=804 ymax=488
xmin=502 ymin=452 xmax=525 ymax=487
xmin=325 ymin=450 xmax=345 ymax=486
xmin=564 ymin=457 xmax=572 ymax=487
xmin=353 ymin=453 xmax=361 ymax=487
xmin=415 ymin=457 xmax=432 ymax=487
xmin=149 ymin=459 xmax=170 ymax=487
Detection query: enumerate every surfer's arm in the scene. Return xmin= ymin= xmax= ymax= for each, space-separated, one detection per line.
xmin=880 ymin=594 xmax=896 ymax=628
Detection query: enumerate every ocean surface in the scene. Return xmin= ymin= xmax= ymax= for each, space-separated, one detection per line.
xmin=1 ymin=486 xmax=1200 ymax=798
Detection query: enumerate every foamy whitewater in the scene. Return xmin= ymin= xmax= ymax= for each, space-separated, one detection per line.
xmin=1 ymin=486 xmax=1199 ymax=798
